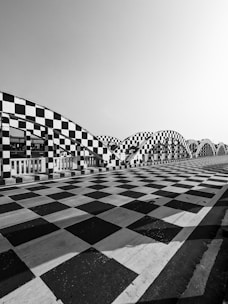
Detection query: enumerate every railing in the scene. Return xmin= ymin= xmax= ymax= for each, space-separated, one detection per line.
xmin=53 ymin=156 xmax=78 ymax=172
xmin=10 ymin=157 xmax=46 ymax=175
xmin=84 ymin=156 xmax=100 ymax=167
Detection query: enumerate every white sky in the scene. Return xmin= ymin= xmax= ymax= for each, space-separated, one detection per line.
xmin=0 ymin=0 xmax=228 ymax=143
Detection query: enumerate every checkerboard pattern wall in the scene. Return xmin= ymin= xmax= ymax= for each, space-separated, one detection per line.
xmin=0 ymin=91 xmax=121 ymax=177
xmin=0 ymin=113 xmax=11 ymax=178
xmin=25 ymin=130 xmax=31 ymax=158
xmin=114 ymin=131 xmax=153 ymax=161
xmin=97 ymin=135 xmax=121 ymax=150
xmin=10 ymin=116 xmax=77 ymax=156
xmin=10 ymin=115 xmax=87 ymax=169
xmin=128 ymin=130 xmax=192 ymax=164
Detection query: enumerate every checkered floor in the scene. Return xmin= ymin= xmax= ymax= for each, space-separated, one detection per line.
xmin=1 ymin=156 xmax=228 ymax=304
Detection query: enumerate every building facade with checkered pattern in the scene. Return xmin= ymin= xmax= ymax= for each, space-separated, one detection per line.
xmin=0 ymin=91 xmax=121 ymax=178
xmin=1 ymin=90 xmax=227 ymax=180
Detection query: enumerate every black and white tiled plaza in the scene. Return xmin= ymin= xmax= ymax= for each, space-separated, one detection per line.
xmin=1 ymin=156 xmax=228 ymax=303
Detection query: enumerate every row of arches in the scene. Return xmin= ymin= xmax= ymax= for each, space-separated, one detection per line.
xmin=98 ymin=133 xmax=228 ymax=165
xmin=187 ymin=139 xmax=227 ymax=158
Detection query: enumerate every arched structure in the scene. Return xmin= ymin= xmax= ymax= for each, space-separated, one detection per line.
xmin=114 ymin=131 xmax=153 ymax=162
xmin=187 ymin=139 xmax=199 ymax=158
xmin=195 ymin=139 xmax=216 ymax=158
xmin=0 ymin=91 xmax=120 ymax=178
xmin=216 ymin=142 xmax=227 ymax=156
xmin=128 ymin=130 xmax=192 ymax=165
xmin=97 ymin=135 xmax=121 ymax=151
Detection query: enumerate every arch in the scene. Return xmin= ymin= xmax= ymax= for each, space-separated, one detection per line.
xmin=195 ymin=139 xmax=216 ymax=157
xmin=216 ymin=142 xmax=226 ymax=156
xmin=187 ymin=139 xmax=199 ymax=158
xmin=0 ymin=91 xmax=120 ymax=167
xmin=97 ymin=135 xmax=121 ymax=145
xmin=114 ymin=131 xmax=153 ymax=162
xmin=97 ymin=135 xmax=121 ymax=150
xmin=128 ymin=130 xmax=192 ymax=164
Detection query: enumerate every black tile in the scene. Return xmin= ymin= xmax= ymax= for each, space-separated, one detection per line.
xmin=186 ymin=178 xmax=203 ymax=182
xmin=65 ymin=179 xmax=83 ymax=184
xmin=0 ymin=186 xmax=19 ymax=192
xmin=9 ymin=192 xmax=40 ymax=201
xmin=117 ymin=184 xmax=137 ymax=190
xmin=115 ymin=179 xmax=131 ymax=184
xmin=144 ymin=183 xmax=165 ymax=189
xmin=0 ymin=218 xmax=59 ymax=246
xmin=76 ymin=201 xmax=115 ymax=215
xmin=89 ymin=179 xmax=107 ymax=184
xmin=152 ymin=190 xmax=179 ymax=198
xmin=127 ymin=216 xmax=182 ymax=244
xmin=199 ymin=183 xmax=223 ymax=189
xmin=26 ymin=185 xmax=50 ymax=191
xmin=41 ymin=247 xmax=137 ymax=304
xmin=172 ymin=183 xmax=194 ymax=189
xmin=84 ymin=191 xmax=111 ymax=200
xmin=208 ymin=178 xmax=227 ymax=183
xmin=165 ymin=178 xmax=180 ymax=182
xmin=88 ymin=184 xmax=108 ymax=190
xmin=30 ymin=202 xmax=69 ymax=216
xmin=119 ymin=190 xmax=145 ymax=199
xmin=58 ymin=185 xmax=79 ymax=191
xmin=65 ymin=217 xmax=120 ymax=245
xmin=186 ymin=190 xmax=215 ymax=199
xmin=165 ymin=200 xmax=203 ymax=214
xmin=48 ymin=191 xmax=75 ymax=200
xmin=219 ymin=189 xmax=228 ymax=200
xmin=140 ymin=179 xmax=156 ymax=183
xmin=0 ymin=202 xmax=23 ymax=214
xmin=0 ymin=249 xmax=35 ymax=298
xmin=92 ymin=175 xmax=106 ymax=179
xmin=40 ymin=181 xmax=57 ymax=185
xmin=122 ymin=200 xmax=159 ymax=214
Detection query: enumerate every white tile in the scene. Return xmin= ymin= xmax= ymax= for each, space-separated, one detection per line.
xmin=98 ymin=207 xmax=142 ymax=227
xmin=94 ymin=228 xmax=152 ymax=270
xmin=162 ymin=186 xmax=189 ymax=193
xmin=16 ymin=229 xmax=89 ymax=276
xmin=154 ymin=197 xmax=173 ymax=206
xmin=18 ymin=196 xmax=54 ymax=208
xmin=1 ymin=277 xmax=59 ymax=304
xmin=62 ymin=195 xmax=92 ymax=207
xmin=0 ymin=209 xmax=38 ymax=229
xmin=44 ymin=207 xmax=92 ymax=228
xmin=99 ymin=194 xmax=133 ymax=206
xmin=176 ymin=194 xmax=211 ymax=206
xmin=0 ymin=234 xmax=13 ymax=253
xmin=148 ymin=206 xmax=195 ymax=227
